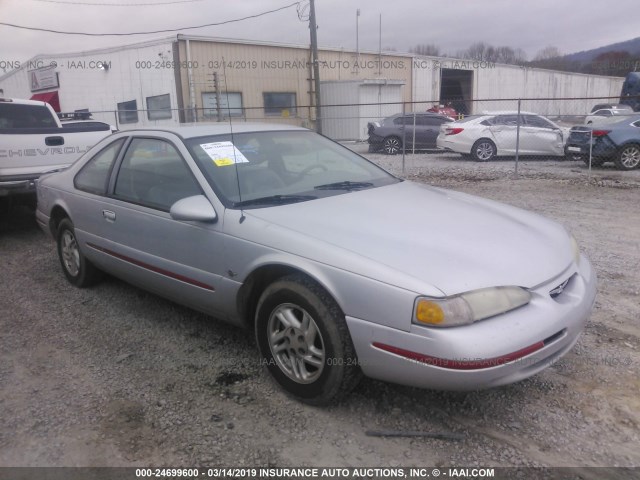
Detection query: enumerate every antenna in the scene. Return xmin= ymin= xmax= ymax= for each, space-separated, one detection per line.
xmin=220 ymin=56 xmax=245 ymax=222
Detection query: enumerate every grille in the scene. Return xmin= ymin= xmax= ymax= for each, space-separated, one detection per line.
xmin=549 ymin=277 xmax=571 ymax=299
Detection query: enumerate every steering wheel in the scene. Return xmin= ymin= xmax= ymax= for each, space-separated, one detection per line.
xmin=297 ymin=163 xmax=328 ymax=178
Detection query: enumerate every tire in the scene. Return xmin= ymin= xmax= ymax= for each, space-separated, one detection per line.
xmin=56 ymin=218 xmax=103 ymax=287
xmin=382 ymin=136 xmax=402 ymax=155
xmin=255 ymin=274 xmax=361 ymax=405
xmin=471 ymin=139 xmax=496 ymax=162
xmin=614 ymin=144 xmax=640 ymax=170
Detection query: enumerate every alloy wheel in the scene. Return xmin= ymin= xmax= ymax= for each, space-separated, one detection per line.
xmin=619 ymin=145 xmax=640 ymax=169
xmin=267 ymin=303 xmax=325 ymax=384
xmin=60 ymin=230 xmax=80 ymax=277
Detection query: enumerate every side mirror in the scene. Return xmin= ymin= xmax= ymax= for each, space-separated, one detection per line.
xmin=170 ymin=195 xmax=217 ymax=223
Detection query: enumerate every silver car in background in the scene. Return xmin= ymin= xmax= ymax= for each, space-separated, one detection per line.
xmin=36 ymin=124 xmax=597 ymax=405
xmin=437 ymin=111 xmax=569 ymax=161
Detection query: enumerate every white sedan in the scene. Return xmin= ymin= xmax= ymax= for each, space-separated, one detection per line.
xmin=437 ymin=112 xmax=569 ymax=161
xmin=584 ymin=107 xmax=634 ymax=126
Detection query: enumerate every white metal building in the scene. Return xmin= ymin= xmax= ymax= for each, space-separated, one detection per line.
xmin=0 ymin=35 xmax=627 ymax=139
xmin=411 ymin=57 xmax=625 ymax=117
xmin=0 ymin=37 xmax=180 ymax=128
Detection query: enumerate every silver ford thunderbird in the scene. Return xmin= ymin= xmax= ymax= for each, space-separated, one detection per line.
xmin=36 ymin=124 xmax=597 ymax=405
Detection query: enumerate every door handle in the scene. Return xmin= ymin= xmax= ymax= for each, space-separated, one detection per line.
xmin=45 ymin=136 xmax=64 ymax=146
xmin=102 ymin=210 xmax=116 ymax=222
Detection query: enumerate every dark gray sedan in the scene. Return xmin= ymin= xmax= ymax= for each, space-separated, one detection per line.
xmin=565 ymin=115 xmax=640 ymax=170
xmin=367 ymin=112 xmax=452 ymax=154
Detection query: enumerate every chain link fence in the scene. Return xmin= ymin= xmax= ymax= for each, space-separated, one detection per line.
xmin=67 ymin=94 xmax=640 ymax=171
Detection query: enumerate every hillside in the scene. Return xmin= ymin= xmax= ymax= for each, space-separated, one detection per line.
xmin=529 ymin=37 xmax=640 ymax=76
xmin=564 ymin=37 xmax=640 ymax=63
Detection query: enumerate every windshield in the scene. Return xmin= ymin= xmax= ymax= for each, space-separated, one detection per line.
xmin=185 ymin=130 xmax=399 ymax=208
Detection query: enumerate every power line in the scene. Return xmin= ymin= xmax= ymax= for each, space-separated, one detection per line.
xmin=31 ymin=0 xmax=204 ymax=5
xmin=0 ymin=1 xmax=300 ymax=36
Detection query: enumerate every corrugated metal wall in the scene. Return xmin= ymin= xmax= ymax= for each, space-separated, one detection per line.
xmin=176 ymin=37 xmax=412 ymax=127
xmin=320 ymin=80 xmax=404 ymax=140
xmin=320 ymin=81 xmax=359 ymax=139
xmin=412 ymin=56 xmax=626 ymax=116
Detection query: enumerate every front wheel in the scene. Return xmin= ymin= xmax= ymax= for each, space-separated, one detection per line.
xmin=255 ymin=274 xmax=361 ymax=405
xmin=471 ymin=139 xmax=496 ymax=162
xmin=383 ymin=136 xmax=402 ymax=155
xmin=56 ymin=218 xmax=102 ymax=287
xmin=614 ymin=144 xmax=640 ymax=170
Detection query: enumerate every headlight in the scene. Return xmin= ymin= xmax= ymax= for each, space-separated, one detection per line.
xmin=413 ymin=286 xmax=531 ymax=328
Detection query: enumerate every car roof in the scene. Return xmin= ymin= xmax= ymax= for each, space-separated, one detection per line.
xmin=61 ymin=119 xmax=105 ymax=123
xmin=385 ymin=112 xmax=451 ymax=120
xmin=593 ymin=108 xmax=633 ymax=113
xmin=116 ymin=123 xmax=309 ymax=139
xmin=480 ymin=110 xmax=539 ymax=116
xmin=0 ymin=97 xmax=50 ymax=107
xmin=591 ymin=103 xmax=633 ymax=111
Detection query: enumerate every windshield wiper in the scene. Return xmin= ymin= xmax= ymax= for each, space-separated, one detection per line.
xmin=234 ymin=194 xmax=316 ymax=208
xmin=313 ymin=181 xmax=374 ymax=191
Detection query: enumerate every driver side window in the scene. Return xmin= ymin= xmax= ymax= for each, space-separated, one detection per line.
xmin=114 ymin=138 xmax=202 ymax=211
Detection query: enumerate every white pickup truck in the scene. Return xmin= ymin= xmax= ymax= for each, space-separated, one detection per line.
xmin=0 ymin=98 xmax=113 ymax=198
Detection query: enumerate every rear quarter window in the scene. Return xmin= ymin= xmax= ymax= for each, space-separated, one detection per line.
xmin=74 ymin=138 xmax=126 ymax=195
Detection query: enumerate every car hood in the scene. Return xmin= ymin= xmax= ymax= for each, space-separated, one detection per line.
xmin=243 ymin=181 xmax=573 ymax=295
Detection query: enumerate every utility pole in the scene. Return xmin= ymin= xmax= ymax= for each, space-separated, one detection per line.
xmin=378 ymin=13 xmax=382 ymax=76
xmin=213 ymin=72 xmax=222 ymax=122
xmin=309 ymin=0 xmax=322 ymax=134
xmin=356 ymin=9 xmax=360 ymax=69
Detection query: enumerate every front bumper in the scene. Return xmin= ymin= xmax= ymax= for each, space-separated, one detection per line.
xmin=346 ymin=255 xmax=597 ymax=391
xmin=0 ymin=175 xmax=38 ymax=197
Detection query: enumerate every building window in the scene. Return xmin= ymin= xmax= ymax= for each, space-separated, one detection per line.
xmin=117 ymin=99 xmax=138 ymax=124
xmin=202 ymin=92 xmax=243 ymax=118
xmin=146 ymin=94 xmax=172 ymax=120
xmin=263 ymin=92 xmax=296 ymax=117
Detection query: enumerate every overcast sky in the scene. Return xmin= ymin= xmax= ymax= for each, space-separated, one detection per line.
xmin=1 ymin=0 xmax=639 ymax=67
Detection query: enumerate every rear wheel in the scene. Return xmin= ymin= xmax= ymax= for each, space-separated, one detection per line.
xmin=383 ymin=136 xmax=402 ymax=155
xmin=615 ymin=144 xmax=640 ymax=170
xmin=471 ymin=139 xmax=496 ymax=162
xmin=255 ymin=274 xmax=361 ymax=405
xmin=56 ymin=218 xmax=102 ymax=287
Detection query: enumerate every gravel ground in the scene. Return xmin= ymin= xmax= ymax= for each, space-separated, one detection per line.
xmin=1 ymin=148 xmax=639 ymax=477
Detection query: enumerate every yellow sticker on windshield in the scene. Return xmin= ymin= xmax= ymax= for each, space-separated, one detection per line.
xmin=200 ymin=141 xmax=249 ymax=167
xmin=213 ymin=158 xmax=235 ymax=166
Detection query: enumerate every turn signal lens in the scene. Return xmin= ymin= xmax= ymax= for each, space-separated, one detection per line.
xmin=415 ymin=300 xmax=445 ymax=325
